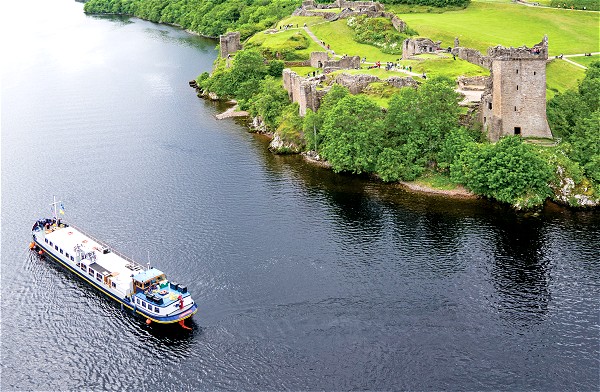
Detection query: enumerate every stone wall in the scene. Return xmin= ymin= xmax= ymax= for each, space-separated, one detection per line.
xmin=334 ymin=73 xmax=381 ymax=94
xmin=386 ymin=76 xmax=418 ymax=89
xmin=310 ymin=52 xmax=361 ymax=71
xmin=457 ymin=76 xmax=488 ymax=91
xmin=219 ymin=32 xmax=242 ymax=58
xmin=451 ymin=47 xmax=491 ymax=69
xmin=402 ymin=37 xmax=442 ymax=60
xmin=284 ymin=68 xmax=418 ymax=116
xmin=282 ymin=69 xmax=321 ymax=116
xmin=310 ymin=52 xmax=330 ymax=68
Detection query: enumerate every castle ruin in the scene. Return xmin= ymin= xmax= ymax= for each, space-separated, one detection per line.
xmin=480 ymin=36 xmax=552 ymax=141
xmin=402 ymin=37 xmax=442 ymax=60
xmin=219 ymin=32 xmax=242 ymax=58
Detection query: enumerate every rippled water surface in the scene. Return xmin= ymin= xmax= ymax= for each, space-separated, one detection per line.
xmin=2 ymin=1 xmax=599 ymax=390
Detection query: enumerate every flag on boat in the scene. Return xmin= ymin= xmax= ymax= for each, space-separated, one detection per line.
xmin=59 ymin=203 xmax=65 ymax=215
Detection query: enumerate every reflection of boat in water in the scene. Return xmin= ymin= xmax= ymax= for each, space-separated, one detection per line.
xmin=30 ymin=197 xmax=197 ymax=329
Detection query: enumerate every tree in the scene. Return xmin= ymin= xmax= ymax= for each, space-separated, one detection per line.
xmin=450 ymin=136 xmax=553 ymax=206
xmin=320 ymin=95 xmax=385 ymax=174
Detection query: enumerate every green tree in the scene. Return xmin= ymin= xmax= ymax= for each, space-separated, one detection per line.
xmin=320 ymin=95 xmax=385 ymax=174
xmin=450 ymin=136 xmax=553 ymax=207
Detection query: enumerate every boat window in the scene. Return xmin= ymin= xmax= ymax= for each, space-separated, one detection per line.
xmin=55 ymin=245 xmax=58 ymax=251
xmin=136 ymin=298 xmax=140 ymax=305
xmin=141 ymin=302 xmax=146 ymax=308
xmin=111 ymin=282 xmax=116 ymax=288
xmin=66 ymin=252 xmax=69 ymax=258
xmin=81 ymin=264 xmax=86 ymax=271
xmin=60 ymin=248 xmax=63 ymax=254
xmin=49 ymin=241 xmax=53 ymax=246
xmin=96 ymin=273 xmax=102 ymax=281
xmin=154 ymin=306 xmax=160 ymax=312
xmin=45 ymin=238 xmax=48 ymax=244
xmin=71 ymin=256 xmax=75 ymax=262
xmin=89 ymin=268 xmax=94 ymax=276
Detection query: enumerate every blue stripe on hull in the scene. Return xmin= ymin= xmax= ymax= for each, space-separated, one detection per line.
xmin=33 ymin=240 xmax=198 ymax=324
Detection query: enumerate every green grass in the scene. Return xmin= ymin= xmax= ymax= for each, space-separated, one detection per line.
xmin=275 ymin=16 xmax=326 ymax=28
xmin=332 ymin=55 xmax=489 ymax=80
xmin=396 ymin=0 xmax=599 ymax=56
xmin=546 ymin=58 xmax=587 ymax=99
xmin=566 ymin=54 xmax=600 ymax=67
xmin=289 ymin=66 xmax=319 ymax=76
xmin=359 ymin=82 xmax=403 ymax=108
xmin=406 ymin=56 xmax=490 ymax=78
xmin=310 ymin=20 xmax=400 ymax=62
xmin=245 ymin=29 xmax=324 ymax=60
xmin=414 ymin=171 xmax=463 ymax=191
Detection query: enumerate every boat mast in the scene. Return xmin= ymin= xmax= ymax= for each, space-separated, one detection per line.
xmin=50 ymin=195 xmax=62 ymax=221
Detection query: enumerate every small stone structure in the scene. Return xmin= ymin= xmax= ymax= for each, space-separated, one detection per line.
xmin=219 ymin=32 xmax=242 ymax=58
xmin=402 ymin=37 xmax=442 ymax=60
xmin=480 ymin=36 xmax=552 ymax=141
xmin=310 ymin=52 xmax=361 ymax=72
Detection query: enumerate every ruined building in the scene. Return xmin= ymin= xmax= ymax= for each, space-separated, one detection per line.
xmin=402 ymin=37 xmax=442 ymax=60
xmin=480 ymin=36 xmax=552 ymax=141
xmin=219 ymin=32 xmax=242 ymax=58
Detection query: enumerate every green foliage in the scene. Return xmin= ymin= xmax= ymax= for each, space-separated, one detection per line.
xmin=248 ymin=76 xmax=292 ymax=130
xmin=320 ymin=95 xmax=385 ymax=174
xmin=302 ymin=109 xmax=324 ymax=152
xmin=549 ymin=0 xmax=599 ymax=11
xmin=267 ymin=60 xmax=285 ymax=77
xmin=450 ymin=136 xmax=553 ymax=207
xmin=384 ymin=77 xmax=461 ymax=165
xmin=200 ymin=48 xmax=267 ymax=100
xmin=548 ymin=61 xmax=600 ymax=185
xmin=85 ymin=0 xmax=300 ymax=39
xmin=276 ymin=103 xmax=306 ymax=151
xmin=437 ymin=127 xmax=481 ymax=171
xmin=346 ymin=16 xmax=411 ymax=55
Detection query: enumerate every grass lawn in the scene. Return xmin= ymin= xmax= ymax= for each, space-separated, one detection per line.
xmin=396 ymin=0 xmax=599 ymax=56
xmin=245 ymin=29 xmax=324 ymax=60
xmin=414 ymin=171 xmax=463 ymax=191
xmin=546 ymin=58 xmax=587 ymax=98
xmin=276 ymin=16 xmax=327 ymax=28
xmin=289 ymin=66 xmax=319 ymax=76
xmin=407 ymin=56 xmax=490 ymax=78
xmin=310 ymin=20 xmax=400 ymax=62
xmin=567 ymin=54 xmax=600 ymax=67
xmin=359 ymin=82 xmax=403 ymax=108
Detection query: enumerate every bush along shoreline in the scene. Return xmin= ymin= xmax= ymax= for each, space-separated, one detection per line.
xmin=195 ymin=48 xmax=599 ymax=210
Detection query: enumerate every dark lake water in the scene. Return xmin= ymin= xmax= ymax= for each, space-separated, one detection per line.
xmin=2 ymin=0 xmax=599 ymax=390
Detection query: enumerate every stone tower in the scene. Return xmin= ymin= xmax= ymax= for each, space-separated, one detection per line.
xmin=480 ymin=36 xmax=552 ymax=141
xmin=219 ymin=32 xmax=242 ymax=58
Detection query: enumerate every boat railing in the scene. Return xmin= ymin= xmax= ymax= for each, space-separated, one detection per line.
xmin=68 ymin=223 xmax=147 ymax=271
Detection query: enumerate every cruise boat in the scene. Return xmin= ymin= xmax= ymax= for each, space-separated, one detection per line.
xmin=30 ymin=197 xmax=198 ymax=328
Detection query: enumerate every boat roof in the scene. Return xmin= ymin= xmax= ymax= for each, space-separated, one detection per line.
xmin=41 ymin=224 xmax=151 ymax=292
xmin=132 ymin=267 xmax=165 ymax=283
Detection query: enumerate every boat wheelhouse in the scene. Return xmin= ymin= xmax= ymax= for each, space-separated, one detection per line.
xmin=30 ymin=197 xmax=198 ymax=327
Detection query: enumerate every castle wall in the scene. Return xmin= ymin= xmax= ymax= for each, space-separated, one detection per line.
xmin=219 ymin=32 xmax=242 ymax=58
xmin=451 ymin=47 xmax=491 ymax=69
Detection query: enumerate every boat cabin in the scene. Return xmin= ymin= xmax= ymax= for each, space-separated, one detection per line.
xmin=132 ymin=267 xmax=167 ymax=293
